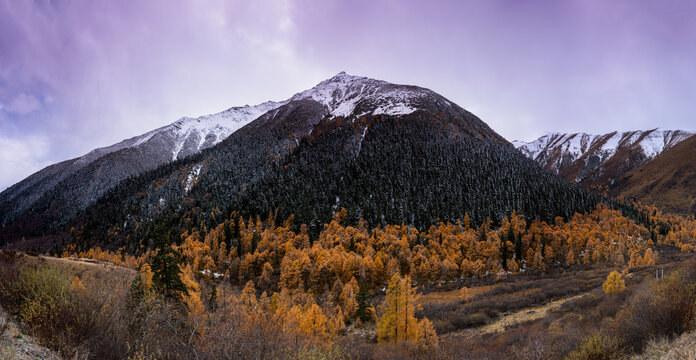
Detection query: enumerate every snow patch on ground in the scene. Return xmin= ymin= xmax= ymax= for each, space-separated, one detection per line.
xmin=184 ymin=164 xmax=202 ymax=193
xmin=373 ymin=103 xmax=417 ymax=116
xmin=200 ymin=269 xmax=224 ymax=279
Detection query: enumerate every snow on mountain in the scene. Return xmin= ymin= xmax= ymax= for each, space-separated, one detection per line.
xmin=166 ymin=101 xmax=285 ymax=160
xmin=76 ymin=72 xmax=443 ymax=167
xmin=516 ymin=130 xmax=692 ymax=169
xmin=635 ymin=129 xmax=692 ymax=158
xmin=0 ymin=71 xmax=465 ymax=226
xmin=516 ymin=132 xmax=617 ymax=173
xmin=291 ymin=72 xmax=438 ymax=118
xmin=513 ymin=129 xmax=693 ymax=186
xmin=76 ymin=100 xmax=287 ymax=166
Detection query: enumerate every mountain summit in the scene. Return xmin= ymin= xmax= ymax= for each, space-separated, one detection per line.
xmin=0 ymin=73 xmax=600 ymax=247
xmin=290 ymin=72 xmax=450 ymax=118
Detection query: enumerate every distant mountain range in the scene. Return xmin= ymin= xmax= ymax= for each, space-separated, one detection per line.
xmin=514 ymin=129 xmax=696 ymax=215
xmin=513 ymin=130 xmax=693 ymax=190
xmin=0 ymin=72 xmax=603 ymax=248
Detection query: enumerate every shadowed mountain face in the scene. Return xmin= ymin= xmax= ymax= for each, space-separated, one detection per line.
xmin=1 ymin=73 xmax=603 ymax=248
xmin=610 ymin=134 xmax=696 ymax=216
xmin=513 ymin=130 xmax=693 ymax=193
xmin=0 ymin=101 xmax=284 ymax=227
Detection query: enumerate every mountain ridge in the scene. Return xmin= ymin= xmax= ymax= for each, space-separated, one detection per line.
xmin=513 ymin=129 xmax=693 ymax=190
xmin=611 ymin=133 xmax=696 ymax=216
xmin=0 ymin=100 xmax=286 ymax=226
xmin=1 ymin=72 xmax=603 ymax=249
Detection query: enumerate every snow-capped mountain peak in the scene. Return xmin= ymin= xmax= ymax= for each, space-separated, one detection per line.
xmin=0 ymin=72 xmax=465 ymax=226
xmin=291 ymin=71 xmax=438 ymax=118
xmin=513 ymin=129 xmax=693 ymax=186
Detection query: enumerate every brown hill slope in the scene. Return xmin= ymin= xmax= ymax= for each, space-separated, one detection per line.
xmin=513 ymin=130 xmax=693 ymax=190
xmin=611 ymin=134 xmax=696 ymax=216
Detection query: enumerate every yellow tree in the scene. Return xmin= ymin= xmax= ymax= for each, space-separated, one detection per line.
xmin=566 ymin=249 xmax=576 ymax=266
xmin=377 ymin=275 xmax=436 ymax=345
xmin=299 ymin=303 xmax=328 ymax=339
xmin=330 ymin=278 xmax=344 ymax=304
xmin=139 ymin=263 xmax=154 ymax=290
xmin=642 ymin=248 xmax=658 ymax=266
xmin=416 ymin=318 xmax=439 ymax=349
xmin=71 ymin=276 xmax=86 ymax=294
xmin=602 ymin=270 xmax=626 ymax=294
xmin=241 ymin=280 xmax=258 ymax=309
xmin=628 ymin=250 xmax=642 ymax=268
xmin=459 ymin=286 xmax=470 ymax=301
xmin=341 ymin=278 xmax=359 ymax=318
xmin=259 ymin=262 xmax=273 ymax=289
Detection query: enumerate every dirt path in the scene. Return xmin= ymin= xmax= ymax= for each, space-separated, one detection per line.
xmin=40 ymin=255 xmax=133 ymax=271
xmin=35 ymin=255 xmax=136 ymax=281
xmin=444 ymin=292 xmax=588 ymax=338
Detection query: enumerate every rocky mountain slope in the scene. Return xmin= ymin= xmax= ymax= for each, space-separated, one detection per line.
xmin=611 ymin=134 xmax=696 ymax=216
xmin=1 ymin=72 xmax=605 ymax=248
xmin=513 ymin=129 xmax=693 ymax=192
xmin=0 ymin=100 xmax=284 ymax=227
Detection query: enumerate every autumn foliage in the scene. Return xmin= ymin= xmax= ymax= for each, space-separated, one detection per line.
xmin=52 ymin=201 xmax=696 ymax=356
xmin=377 ymin=274 xmax=438 ymax=348
xmin=602 ymin=270 xmax=626 ymax=294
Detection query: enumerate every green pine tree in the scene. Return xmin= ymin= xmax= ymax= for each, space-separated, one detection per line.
xmin=150 ymin=221 xmax=188 ymax=300
xmin=208 ymin=283 xmax=218 ymax=312
xmin=356 ymin=281 xmax=372 ymax=322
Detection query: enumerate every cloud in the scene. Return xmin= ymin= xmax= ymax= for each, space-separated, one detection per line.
xmin=0 ymin=0 xmax=695 ymax=190
xmin=0 ymin=134 xmax=51 ymax=191
xmin=0 ymin=0 xmax=328 ymax=166
xmin=4 ymin=93 xmax=41 ymax=114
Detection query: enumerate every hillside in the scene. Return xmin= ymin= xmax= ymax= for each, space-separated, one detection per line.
xmin=0 ymin=72 xmax=607 ymax=248
xmin=3 ymin=203 xmax=696 ymax=360
xmin=0 ymin=101 xmax=283 ymax=227
xmin=611 ymin=134 xmax=696 ymax=216
xmin=52 ymin=72 xmax=608 ymax=249
xmin=513 ymin=130 xmax=692 ymax=193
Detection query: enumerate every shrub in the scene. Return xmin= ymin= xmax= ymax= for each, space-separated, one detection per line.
xmin=452 ymin=312 xmax=489 ymax=329
xmin=566 ymin=333 xmax=626 ymax=360
xmin=0 ymin=305 xmax=9 ymax=338
xmin=608 ymin=262 xmax=696 ymax=352
xmin=9 ymin=265 xmax=76 ymax=348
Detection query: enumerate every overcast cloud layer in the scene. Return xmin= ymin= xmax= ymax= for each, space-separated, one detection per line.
xmin=1 ymin=0 xmax=695 ymax=191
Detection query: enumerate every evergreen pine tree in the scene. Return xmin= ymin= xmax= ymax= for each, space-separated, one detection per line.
xmin=356 ymin=281 xmax=372 ymax=322
xmin=223 ymin=220 xmax=233 ymax=246
xmin=150 ymin=221 xmax=188 ymax=300
xmin=208 ymin=283 xmax=218 ymax=312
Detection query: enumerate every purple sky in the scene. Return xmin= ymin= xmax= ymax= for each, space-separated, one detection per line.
xmin=1 ymin=0 xmax=695 ymax=191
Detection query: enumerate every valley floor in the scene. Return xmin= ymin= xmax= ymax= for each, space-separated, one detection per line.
xmin=3 ymin=248 xmax=696 ymax=359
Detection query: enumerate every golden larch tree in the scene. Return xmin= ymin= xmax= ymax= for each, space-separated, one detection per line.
xmin=377 ymin=274 xmax=438 ymax=345
xmin=602 ymin=270 xmax=626 ymax=294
